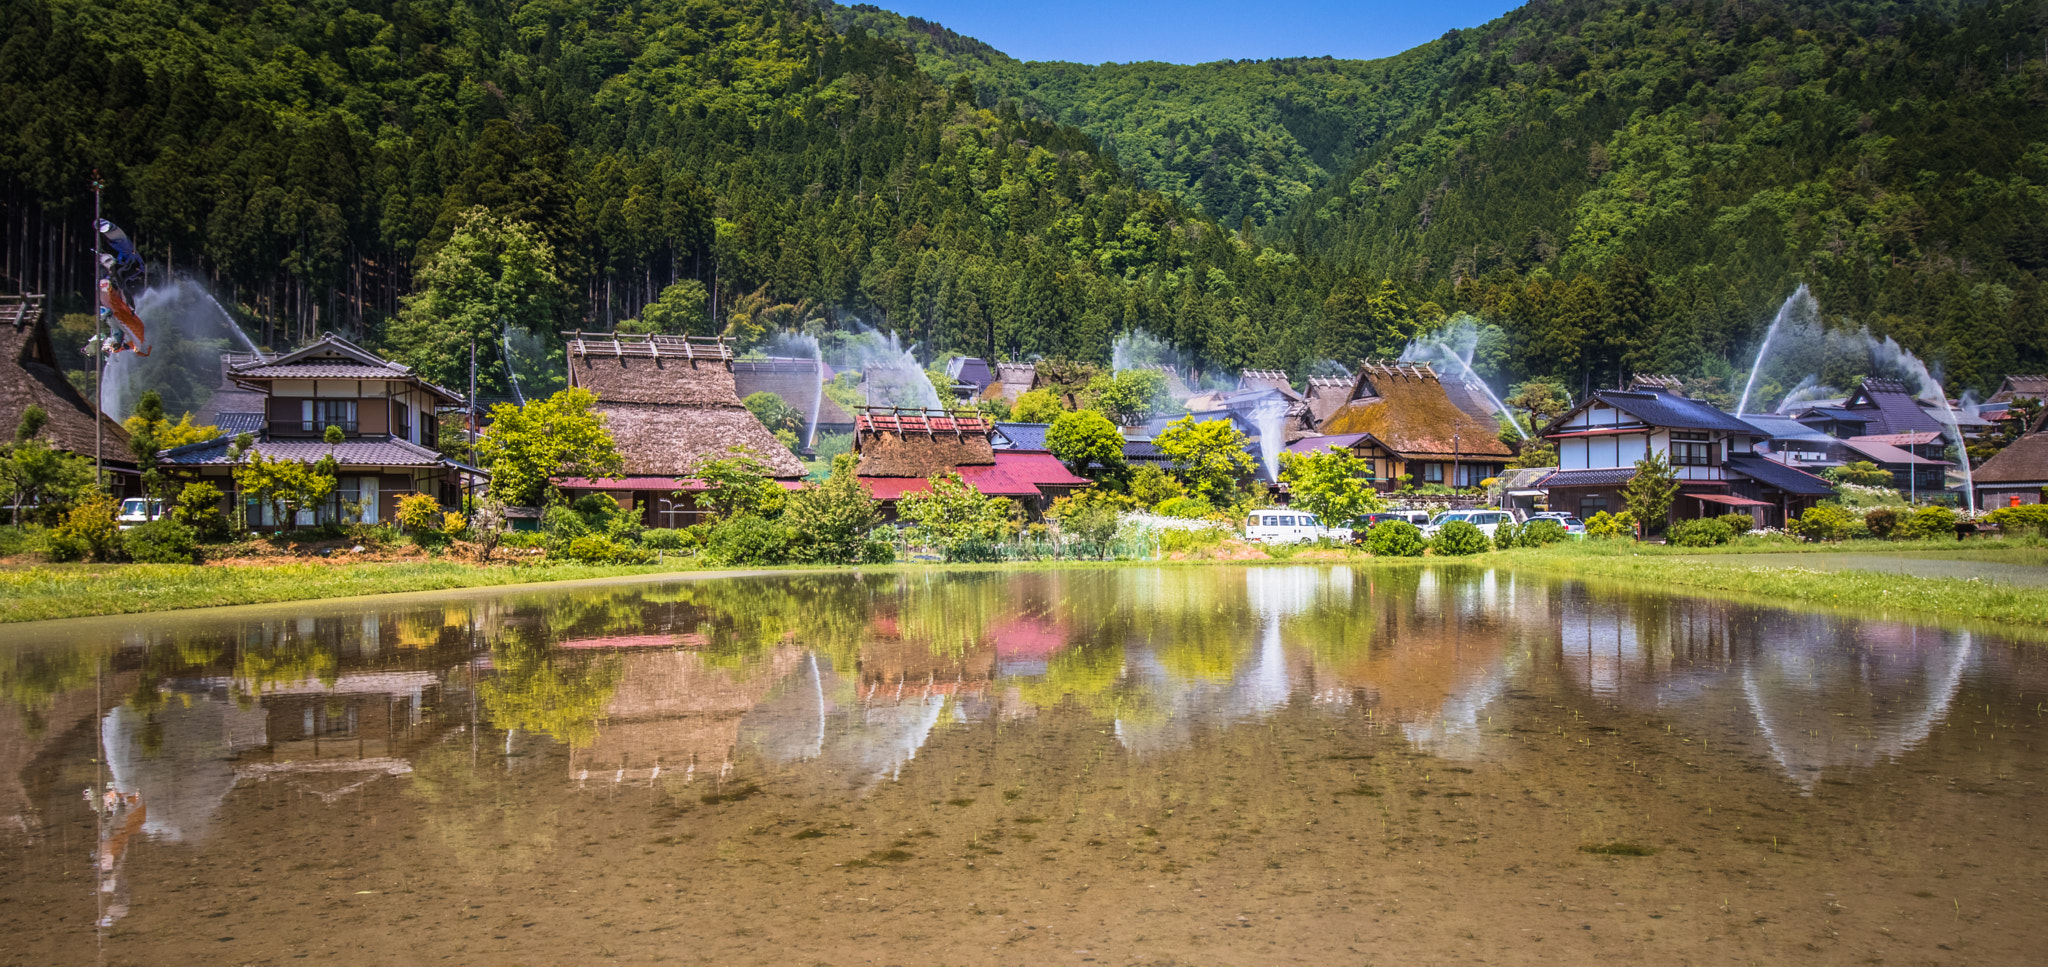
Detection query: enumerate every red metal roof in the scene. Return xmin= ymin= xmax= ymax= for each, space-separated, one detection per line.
xmin=859 ymin=451 xmax=1090 ymax=500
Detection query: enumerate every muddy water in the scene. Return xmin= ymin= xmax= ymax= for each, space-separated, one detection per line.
xmin=3 ymin=567 xmax=2046 ymax=965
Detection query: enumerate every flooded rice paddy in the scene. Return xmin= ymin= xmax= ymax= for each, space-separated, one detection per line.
xmin=3 ymin=565 xmax=2046 ymax=965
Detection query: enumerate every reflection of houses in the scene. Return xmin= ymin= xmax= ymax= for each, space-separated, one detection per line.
xmin=732 ymin=357 xmax=854 ymax=436
xmin=1294 ymin=362 xmax=1514 ymax=490
xmin=160 ymin=333 xmax=476 ymax=524
xmin=854 ymin=408 xmax=1089 ymax=515
xmin=1974 ymin=409 xmax=2048 ymax=507
xmin=557 ymin=333 xmax=804 ymax=527
xmin=0 ymin=293 xmax=135 ymax=485
xmin=573 ymin=645 xmax=804 ymax=785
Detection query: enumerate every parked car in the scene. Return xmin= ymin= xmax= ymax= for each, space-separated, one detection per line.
xmin=1244 ymin=511 xmax=1352 ymax=544
xmin=1361 ymin=510 xmax=1432 ymax=529
xmin=116 ymin=497 xmax=164 ymax=531
xmin=1522 ymin=512 xmax=1587 ymax=536
xmin=1419 ymin=509 xmax=1515 ymax=539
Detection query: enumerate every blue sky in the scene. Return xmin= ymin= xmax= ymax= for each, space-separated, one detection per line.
xmin=878 ymin=0 xmax=1520 ymax=64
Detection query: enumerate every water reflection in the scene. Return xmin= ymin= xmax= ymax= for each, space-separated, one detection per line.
xmin=1 ymin=565 xmax=2029 ymax=952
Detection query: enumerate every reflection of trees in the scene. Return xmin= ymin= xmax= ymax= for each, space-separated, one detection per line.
xmin=479 ymin=627 xmax=620 ymax=747
xmin=1 ymin=645 xmax=101 ymax=736
xmin=1016 ymin=643 xmax=1153 ymax=720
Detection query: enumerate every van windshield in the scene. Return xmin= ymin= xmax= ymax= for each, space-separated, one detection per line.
xmin=120 ymin=499 xmax=151 ymax=516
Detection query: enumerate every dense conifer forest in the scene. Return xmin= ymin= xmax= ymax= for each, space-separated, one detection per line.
xmin=3 ymin=0 xmax=2045 ymax=402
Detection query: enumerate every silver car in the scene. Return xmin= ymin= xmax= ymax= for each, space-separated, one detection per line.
xmin=1419 ymin=509 xmax=1514 ymax=539
xmin=1522 ymin=513 xmax=1586 ymax=536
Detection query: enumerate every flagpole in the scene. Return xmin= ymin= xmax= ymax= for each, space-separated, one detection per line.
xmin=91 ymin=170 xmax=104 ymax=491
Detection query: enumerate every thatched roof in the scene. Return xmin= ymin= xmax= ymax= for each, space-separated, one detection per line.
xmin=1304 ymin=376 xmax=1351 ymax=427
xmin=0 ymin=294 xmax=129 ymax=458
xmin=1628 ymin=374 xmax=1686 ymax=396
xmin=1976 ymin=412 xmax=2048 ymax=484
xmin=568 ymin=336 xmax=803 ymax=478
xmin=853 ymin=409 xmax=996 ymax=477
xmin=983 ymin=362 xmax=1039 ymax=404
xmin=1320 ymin=362 xmax=1513 ymax=459
xmin=1237 ymin=369 xmax=1303 ymax=401
xmin=1989 ymin=375 xmax=2048 ymax=405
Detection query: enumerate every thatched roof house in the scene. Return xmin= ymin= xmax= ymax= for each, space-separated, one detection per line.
xmin=0 ymin=293 xmax=130 ymax=462
xmin=1304 ymin=375 xmax=1351 ymax=427
xmin=732 ymin=356 xmax=853 ymax=433
xmin=853 ymin=407 xmax=1088 ymax=512
xmin=1310 ymin=361 xmax=1515 ymax=489
xmin=983 ymin=362 xmax=1040 ymax=405
xmin=565 ymin=332 xmax=803 ymax=479
xmin=1975 ymin=409 xmax=2048 ymax=508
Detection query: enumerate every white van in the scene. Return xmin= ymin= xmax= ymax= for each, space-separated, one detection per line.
xmin=116 ymin=497 xmax=163 ymax=530
xmin=1244 ymin=511 xmax=1352 ymax=544
xmin=1419 ymin=509 xmax=1514 ymax=539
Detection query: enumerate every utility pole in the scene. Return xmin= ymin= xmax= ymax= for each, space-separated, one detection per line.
xmin=91 ymin=169 xmax=104 ymax=490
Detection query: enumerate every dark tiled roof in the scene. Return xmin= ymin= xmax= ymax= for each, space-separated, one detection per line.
xmin=1740 ymin=414 xmax=1835 ymax=444
xmin=1285 ymin=433 xmax=1371 ymax=453
xmin=1845 ymin=379 xmax=1946 ymax=435
xmin=161 ymin=435 xmax=448 ymax=468
xmin=214 ymin=412 xmax=264 ymax=435
xmin=946 ymin=356 xmax=995 ymax=390
xmin=1726 ymin=454 xmax=1837 ymax=497
xmin=992 ymin=422 xmax=1051 ymax=451
xmin=1121 ymin=439 xmax=1169 ymax=462
xmin=1539 ymin=467 xmax=1639 ymax=488
xmin=1586 ymin=390 xmax=1762 ymax=434
xmin=232 ymin=361 xmax=402 ymax=379
xmin=1795 ymin=407 xmax=1866 ymax=423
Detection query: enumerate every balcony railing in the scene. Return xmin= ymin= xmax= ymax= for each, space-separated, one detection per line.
xmin=270 ymin=420 xmax=359 ymax=436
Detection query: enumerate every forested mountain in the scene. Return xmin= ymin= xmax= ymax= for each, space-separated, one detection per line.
xmin=3 ymin=0 xmax=2046 ymax=408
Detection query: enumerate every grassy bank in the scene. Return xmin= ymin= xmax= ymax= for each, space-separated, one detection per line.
xmin=1496 ymin=541 xmax=2048 ymax=630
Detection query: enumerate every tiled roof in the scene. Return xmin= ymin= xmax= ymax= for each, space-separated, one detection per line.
xmin=1284 ymin=433 xmax=1371 ymax=453
xmin=214 ymin=412 xmax=265 ymax=435
xmin=1582 ymin=390 xmax=1762 ymax=434
xmin=1538 ymin=467 xmax=1639 ymax=488
xmin=1795 ymin=407 xmax=1867 ymax=423
xmin=161 ymin=435 xmax=448 ymax=467
xmin=859 ymin=451 xmax=1089 ymax=500
xmin=1740 ymin=414 xmax=1835 ymax=444
xmin=1726 ymin=454 xmax=1837 ymax=497
xmin=232 ymin=361 xmax=402 ymax=379
xmin=1845 ymin=379 xmax=1947 ymax=435
xmin=1850 ymin=431 xmax=1943 ymax=446
xmin=991 ymin=423 xmax=1051 ymax=451
xmin=1838 ymin=438 xmax=1947 ymax=466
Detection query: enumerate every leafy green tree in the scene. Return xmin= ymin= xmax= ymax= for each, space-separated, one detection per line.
xmin=3 ymin=406 xmax=93 ymax=527
xmin=1277 ymin=448 xmax=1385 ymax=529
xmin=1010 ymin=389 xmax=1067 ymax=423
xmin=687 ymin=448 xmax=787 ymax=521
xmin=1045 ymin=410 xmax=1127 ymax=479
xmin=387 ymin=207 xmax=566 ymax=392
xmin=1321 ymin=278 xmax=1414 ymax=363
xmin=1154 ymin=416 xmax=1255 ymax=504
xmin=898 ymin=472 xmax=1013 ymax=560
xmin=1084 ymin=370 xmax=1172 ymax=425
xmin=1365 ymin=519 xmax=1425 ymax=557
xmin=474 ymin=389 xmax=623 ymax=508
xmin=171 ymin=481 xmax=229 ymax=542
xmin=1046 ymin=491 xmax=1126 ymax=558
xmin=617 ymin=280 xmax=709 ymax=336
xmin=1430 ymin=519 xmax=1490 ymax=556
xmin=233 ymin=450 xmax=336 ymax=533
xmin=1826 ymin=461 xmax=1895 ymax=488
xmin=1622 ymin=452 xmax=1680 ymax=536
xmin=743 ymin=392 xmax=803 ymax=437
xmin=784 ymin=453 xmax=882 ymax=564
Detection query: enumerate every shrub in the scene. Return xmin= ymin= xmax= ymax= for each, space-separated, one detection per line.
xmin=564 ymin=533 xmax=650 ymax=565
xmin=1789 ymin=504 xmax=1856 ymax=542
xmin=1492 ymin=520 xmax=1523 ymax=550
xmin=1985 ymin=504 xmax=2048 ymax=535
xmin=540 ymin=503 xmax=589 ymax=538
xmin=1899 ymin=505 xmax=1959 ymax=539
xmin=1669 ymin=518 xmax=1734 ymax=547
xmin=1522 ymin=519 xmax=1569 ymax=545
xmin=860 ymin=539 xmax=896 ymax=564
xmin=395 ymin=492 xmax=440 ymax=533
xmin=1585 ymin=511 xmax=1637 ymax=540
xmin=123 ymin=519 xmax=197 ymax=563
xmin=1154 ymin=495 xmax=1215 ymax=519
xmin=1826 ymin=461 xmax=1895 ymax=488
xmin=441 ymin=511 xmax=467 ymax=535
xmin=171 ymin=481 xmax=230 ymax=542
xmin=1863 ymin=506 xmax=1901 ymax=538
xmin=50 ymin=491 xmax=121 ymax=562
xmin=640 ymin=528 xmax=692 ymax=551
xmin=1717 ymin=513 xmax=1756 ymax=536
xmin=1365 ymin=519 xmax=1426 ymax=557
xmin=703 ymin=515 xmax=791 ymax=566
xmin=1159 ymin=526 xmax=1227 ymax=555
xmin=1430 ymin=519 xmax=1491 ymax=556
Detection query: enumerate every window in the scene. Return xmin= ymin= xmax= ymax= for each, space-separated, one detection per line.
xmin=1301 ymin=515 xmax=1319 ymax=526
xmin=1670 ymin=431 xmax=1713 ymax=466
xmin=1422 ymin=462 xmax=1444 ymax=483
xmin=393 ymin=401 xmax=412 ymax=441
xmin=421 ymin=411 xmax=439 ymax=449
xmin=299 ymin=399 xmax=357 ymax=433
xmin=1579 ymin=496 xmax=1609 ymax=518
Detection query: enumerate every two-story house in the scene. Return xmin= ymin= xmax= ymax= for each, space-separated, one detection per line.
xmin=161 ymin=334 xmax=474 ymax=526
xmin=1539 ymin=388 xmax=1832 ymax=528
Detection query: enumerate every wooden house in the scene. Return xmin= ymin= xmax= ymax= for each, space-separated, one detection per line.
xmin=0 ymin=293 xmax=133 ymax=480
xmin=1310 ymin=361 xmax=1514 ymax=489
xmin=556 ymin=332 xmax=804 ymax=527
xmin=853 ymin=407 xmax=1089 ymax=515
xmin=159 ymin=333 xmax=474 ymax=526
xmin=1974 ymin=409 xmax=2048 ymax=508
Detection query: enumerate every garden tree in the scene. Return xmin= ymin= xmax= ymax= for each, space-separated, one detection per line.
xmin=123 ymin=390 xmax=166 ymax=502
xmin=686 ymin=448 xmax=787 ymax=521
xmin=1504 ymin=440 xmax=1558 ymax=470
xmin=171 ymin=481 xmax=229 ymax=542
xmin=395 ymin=493 xmax=441 ymax=534
xmin=1826 ymin=461 xmax=1896 ymax=488
xmin=1277 ymin=448 xmax=1386 ymax=528
xmin=2 ymin=406 xmax=93 ymax=527
xmin=1010 ymin=389 xmax=1067 ymax=424
xmin=232 ymin=451 xmax=336 ymax=533
xmin=742 ymin=392 xmax=803 ymax=436
xmin=1045 ymin=490 xmax=1127 ymax=557
xmin=1621 ymin=452 xmax=1680 ymax=536
xmin=468 ymin=496 xmax=509 ymax=561
xmin=1154 ymin=416 xmax=1255 ymax=504
xmin=1128 ymin=465 xmax=1185 ymax=507
xmin=1084 ymin=370 xmax=1172 ymax=426
xmin=897 ymin=472 xmax=1014 ymax=558
xmin=474 ymin=389 xmax=622 ymax=508
xmin=1968 ymin=399 xmax=2042 ymax=465
xmin=616 ymin=280 xmax=710 ymax=336
xmin=782 ymin=453 xmax=882 ymax=563
xmin=1045 ymin=410 xmax=1127 ymax=479
xmin=47 ymin=491 xmax=123 ymax=562
xmin=386 ymin=207 xmax=567 ymax=393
